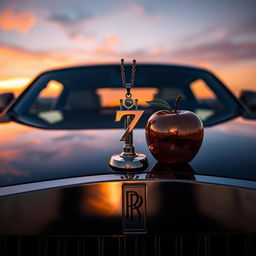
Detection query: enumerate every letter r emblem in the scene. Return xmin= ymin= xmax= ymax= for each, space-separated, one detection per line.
xmin=122 ymin=184 xmax=146 ymax=233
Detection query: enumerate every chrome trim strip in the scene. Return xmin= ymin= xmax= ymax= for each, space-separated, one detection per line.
xmin=195 ymin=175 xmax=256 ymax=190
xmin=0 ymin=173 xmax=255 ymax=197
xmin=0 ymin=174 xmax=123 ymax=197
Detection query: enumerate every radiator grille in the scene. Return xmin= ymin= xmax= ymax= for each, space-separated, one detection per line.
xmin=0 ymin=233 xmax=255 ymax=256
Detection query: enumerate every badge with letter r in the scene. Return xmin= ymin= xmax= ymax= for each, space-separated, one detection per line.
xmin=122 ymin=183 xmax=146 ymax=233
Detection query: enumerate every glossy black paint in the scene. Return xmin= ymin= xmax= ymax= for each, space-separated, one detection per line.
xmin=0 ymin=116 xmax=255 ymax=187
xmin=0 ymin=179 xmax=255 ymax=235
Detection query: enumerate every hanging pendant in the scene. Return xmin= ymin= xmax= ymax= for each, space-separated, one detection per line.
xmin=109 ymin=59 xmax=148 ymax=170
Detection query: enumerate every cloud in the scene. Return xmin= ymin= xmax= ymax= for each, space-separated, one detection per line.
xmin=227 ymin=21 xmax=256 ymax=38
xmin=164 ymin=21 xmax=256 ymax=65
xmin=175 ymin=27 xmax=227 ymax=46
xmin=45 ymin=9 xmax=95 ymax=42
xmin=48 ymin=10 xmax=92 ymax=26
xmin=1 ymin=34 xmax=255 ymax=81
xmin=119 ymin=36 xmax=256 ymax=65
xmin=173 ymin=19 xmax=256 ymax=50
xmin=0 ymin=9 xmax=36 ymax=33
xmin=45 ymin=1 xmax=163 ymax=43
xmin=170 ymin=40 xmax=256 ymax=64
xmin=127 ymin=1 xmax=145 ymax=15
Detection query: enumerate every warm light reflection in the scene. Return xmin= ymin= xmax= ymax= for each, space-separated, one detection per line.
xmin=81 ymin=183 xmax=121 ymax=215
xmin=0 ymin=123 xmax=121 ymax=183
xmin=190 ymin=79 xmax=215 ymax=99
xmin=216 ymin=117 xmax=256 ymax=137
xmin=39 ymin=80 xmax=64 ymax=98
xmin=96 ymin=88 xmax=159 ymax=107
xmin=0 ymin=149 xmax=28 ymax=176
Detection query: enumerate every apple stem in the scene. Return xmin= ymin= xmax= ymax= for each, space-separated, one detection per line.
xmin=174 ymin=96 xmax=182 ymax=114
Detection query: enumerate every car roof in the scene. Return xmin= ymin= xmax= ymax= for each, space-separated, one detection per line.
xmin=41 ymin=63 xmax=211 ymax=75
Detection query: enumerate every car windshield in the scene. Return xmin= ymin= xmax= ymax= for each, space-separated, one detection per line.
xmin=13 ymin=65 xmax=239 ymax=129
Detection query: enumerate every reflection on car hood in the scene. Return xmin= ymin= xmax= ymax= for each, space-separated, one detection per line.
xmin=0 ymin=117 xmax=255 ymax=186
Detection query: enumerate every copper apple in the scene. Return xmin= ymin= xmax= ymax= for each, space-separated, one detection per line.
xmin=145 ymin=97 xmax=204 ymax=164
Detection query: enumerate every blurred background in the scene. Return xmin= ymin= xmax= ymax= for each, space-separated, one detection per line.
xmin=0 ymin=0 xmax=255 ymax=97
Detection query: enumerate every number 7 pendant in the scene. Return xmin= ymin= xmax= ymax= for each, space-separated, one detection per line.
xmin=109 ymin=97 xmax=148 ymax=170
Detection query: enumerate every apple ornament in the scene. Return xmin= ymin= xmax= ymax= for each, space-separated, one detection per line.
xmin=145 ymin=96 xmax=204 ymax=164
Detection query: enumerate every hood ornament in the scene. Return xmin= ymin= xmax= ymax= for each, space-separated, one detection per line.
xmin=109 ymin=59 xmax=148 ymax=170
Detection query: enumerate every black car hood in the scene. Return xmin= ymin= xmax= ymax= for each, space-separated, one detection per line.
xmin=0 ymin=117 xmax=255 ymax=186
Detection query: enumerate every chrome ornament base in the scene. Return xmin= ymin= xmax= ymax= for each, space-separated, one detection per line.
xmin=109 ymin=153 xmax=148 ymax=170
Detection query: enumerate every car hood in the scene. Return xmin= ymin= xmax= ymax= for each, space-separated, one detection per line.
xmin=0 ymin=117 xmax=256 ymax=187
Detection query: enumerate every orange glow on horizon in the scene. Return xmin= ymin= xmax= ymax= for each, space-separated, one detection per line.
xmin=38 ymin=80 xmax=64 ymax=98
xmin=0 ymin=78 xmax=31 ymax=96
xmin=191 ymin=79 xmax=216 ymax=99
xmin=214 ymin=63 xmax=256 ymax=96
xmin=0 ymin=78 xmax=31 ymax=89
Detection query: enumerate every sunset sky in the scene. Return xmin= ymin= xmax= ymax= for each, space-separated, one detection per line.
xmin=0 ymin=0 xmax=255 ymax=96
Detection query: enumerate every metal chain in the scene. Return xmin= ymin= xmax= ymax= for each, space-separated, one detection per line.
xmin=120 ymin=59 xmax=136 ymax=88
xmin=120 ymin=59 xmax=126 ymax=87
xmin=131 ymin=59 xmax=136 ymax=87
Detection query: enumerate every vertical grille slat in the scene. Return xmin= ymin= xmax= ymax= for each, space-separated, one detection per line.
xmin=180 ymin=235 xmax=183 ymax=256
xmin=44 ymin=238 xmax=47 ymax=256
xmin=226 ymin=235 xmax=230 ymax=256
xmin=197 ymin=235 xmax=201 ymax=256
xmin=245 ymin=234 xmax=252 ymax=256
xmin=204 ymin=234 xmax=209 ymax=256
xmin=118 ymin=237 xmax=122 ymax=256
xmin=175 ymin=235 xmax=178 ymax=256
xmin=0 ymin=233 xmax=255 ymax=256
xmin=154 ymin=235 xmax=160 ymax=255
xmin=135 ymin=237 xmax=138 ymax=256
xmin=98 ymin=237 xmax=104 ymax=256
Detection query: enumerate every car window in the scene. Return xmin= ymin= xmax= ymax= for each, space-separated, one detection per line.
xmin=190 ymin=79 xmax=215 ymax=100
xmin=29 ymin=80 xmax=64 ymax=113
xmin=13 ymin=66 xmax=239 ymax=129
xmin=190 ymin=79 xmax=224 ymax=121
